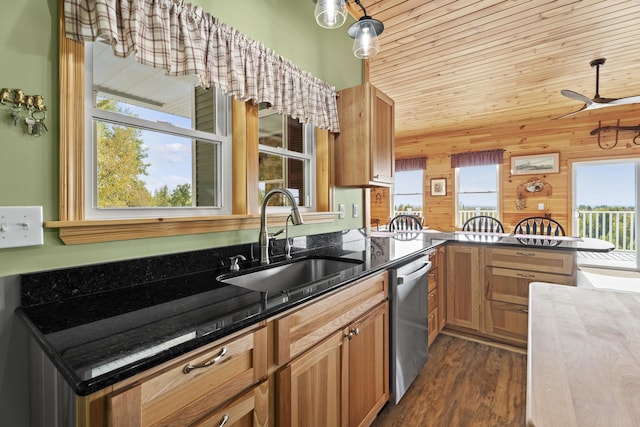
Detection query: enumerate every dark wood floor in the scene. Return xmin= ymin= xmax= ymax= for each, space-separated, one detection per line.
xmin=372 ymin=333 xmax=527 ymax=427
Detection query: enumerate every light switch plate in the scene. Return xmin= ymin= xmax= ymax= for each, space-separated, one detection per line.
xmin=352 ymin=203 xmax=359 ymax=218
xmin=338 ymin=204 xmax=345 ymax=219
xmin=0 ymin=206 xmax=44 ymax=249
xmin=538 ymin=203 xmax=545 ymax=210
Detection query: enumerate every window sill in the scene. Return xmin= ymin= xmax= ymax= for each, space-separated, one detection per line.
xmin=45 ymin=212 xmax=338 ymax=244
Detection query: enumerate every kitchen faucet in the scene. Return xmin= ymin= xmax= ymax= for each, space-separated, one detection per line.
xmin=259 ymin=188 xmax=303 ymax=264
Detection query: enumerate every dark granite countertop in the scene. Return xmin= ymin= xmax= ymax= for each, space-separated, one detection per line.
xmin=16 ymin=230 xmax=447 ymax=395
xmin=16 ymin=229 xmax=612 ymax=396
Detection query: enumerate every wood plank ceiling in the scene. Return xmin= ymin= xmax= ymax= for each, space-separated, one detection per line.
xmin=356 ymin=0 xmax=640 ymax=139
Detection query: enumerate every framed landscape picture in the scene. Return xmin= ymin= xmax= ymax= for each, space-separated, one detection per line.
xmin=430 ymin=178 xmax=446 ymax=196
xmin=511 ymin=153 xmax=559 ymax=176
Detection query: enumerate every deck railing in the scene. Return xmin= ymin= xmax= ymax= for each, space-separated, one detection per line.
xmin=458 ymin=209 xmax=499 ymax=226
xmin=577 ymin=210 xmax=636 ymax=252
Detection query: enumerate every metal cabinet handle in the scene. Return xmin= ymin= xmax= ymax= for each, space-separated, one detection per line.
xmin=183 ymin=347 xmax=228 ymax=374
xmin=345 ymin=328 xmax=360 ymax=340
xmin=218 ymin=414 xmax=230 ymax=427
xmin=515 ymin=251 xmax=536 ymax=257
xmin=516 ymin=273 xmax=536 ymax=278
xmin=519 ymin=307 xmax=529 ymax=314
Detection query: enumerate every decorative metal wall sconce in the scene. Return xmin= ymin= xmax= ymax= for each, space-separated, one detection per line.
xmin=515 ymin=177 xmax=552 ymax=210
xmin=0 ymin=88 xmax=48 ymax=137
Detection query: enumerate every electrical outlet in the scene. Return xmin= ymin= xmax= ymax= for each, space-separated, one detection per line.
xmin=538 ymin=203 xmax=545 ymax=210
xmin=352 ymin=203 xmax=359 ymax=218
xmin=338 ymin=204 xmax=345 ymax=219
xmin=0 ymin=206 xmax=44 ymax=249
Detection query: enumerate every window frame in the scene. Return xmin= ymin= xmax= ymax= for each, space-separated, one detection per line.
xmin=83 ymin=42 xmax=233 ymax=219
xmin=392 ymin=169 xmax=424 ymax=218
xmin=454 ymin=164 xmax=501 ymax=228
xmin=258 ymin=107 xmax=316 ymax=211
xmin=48 ymin=18 xmax=334 ymax=244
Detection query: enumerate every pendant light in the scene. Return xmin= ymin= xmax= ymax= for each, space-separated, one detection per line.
xmin=314 ymin=0 xmax=348 ymax=29
xmin=313 ymin=0 xmax=384 ymax=59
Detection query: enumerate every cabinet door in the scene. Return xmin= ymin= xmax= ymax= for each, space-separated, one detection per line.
xmin=277 ymin=331 xmax=344 ymax=427
xmin=370 ymin=86 xmax=394 ymax=185
xmin=446 ymin=245 xmax=482 ymax=330
xmin=346 ymin=303 xmax=389 ymax=427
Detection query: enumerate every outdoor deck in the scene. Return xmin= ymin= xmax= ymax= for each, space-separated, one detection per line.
xmin=578 ymin=250 xmax=637 ymax=269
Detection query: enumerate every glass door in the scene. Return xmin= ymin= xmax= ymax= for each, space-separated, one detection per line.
xmin=572 ymin=159 xmax=639 ymax=270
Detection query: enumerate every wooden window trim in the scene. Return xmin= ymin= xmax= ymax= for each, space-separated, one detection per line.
xmin=49 ymin=3 xmax=333 ymax=244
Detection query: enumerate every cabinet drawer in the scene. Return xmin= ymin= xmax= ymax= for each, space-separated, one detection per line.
xmin=274 ymin=271 xmax=388 ymax=365
xmin=484 ymin=301 xmax=528 ymax=345
xmin=485 ymin=247 xmax=576 ymax=275
xmin=428 ymin=287 xmax=438 ymax=312
xmin=428 ymin=270 xmax=437 ymax=292
xmin=108 ymin=326 xmax=267 ymax=427
xmin=486 ymin=267 xmax=575 ymax=305
xmin=191 ymin=381 xmax=268 ymax=427
xmin=428 ymin=307 xmax=439 ymax=346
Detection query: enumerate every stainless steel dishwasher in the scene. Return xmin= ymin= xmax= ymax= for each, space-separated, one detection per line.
xmin=389 ymin=254 xmax=432 ymax=404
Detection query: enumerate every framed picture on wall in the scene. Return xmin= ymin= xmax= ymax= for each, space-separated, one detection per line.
xmin=511 ymin=153 xmax=559 ymax=176
xmin=430 ymin=178 xmax=446 ymax=196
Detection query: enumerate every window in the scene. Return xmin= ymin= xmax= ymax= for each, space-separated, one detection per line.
xmin=258 ymin=104 xmax=315 ymax=210
xmin=84 ymin=41 xmax=232 ymax=219
xmin=393 ymin=170 xmax=423 ymax=218
xmin=455 ymin=165 xmax=499 ymax=227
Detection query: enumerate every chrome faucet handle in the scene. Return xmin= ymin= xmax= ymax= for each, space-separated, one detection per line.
xmin=229 ymin=255 xmax=246 ymax=272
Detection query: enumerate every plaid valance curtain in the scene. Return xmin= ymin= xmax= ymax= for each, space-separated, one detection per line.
xmin=63 ymin=0 xmax=341 ymax=132
xmin=395 ymin=157 xmax=427 ymax=172
xmin=450 ymin=149 xmax=504 ymax=168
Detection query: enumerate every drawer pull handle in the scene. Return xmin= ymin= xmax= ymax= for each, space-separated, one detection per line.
xmin=345 ymin=328 xmax=360 ymax=340
xmin=516 ymin=273 xmax=536 ymax=278
xmin=520 ymin=308 xmax=529 ymax=314
xmin=219 ymin=414 xmax=230 ymax=427
xmin=183 ymin=347 xmax=228 ymax=374
xmin=515 ymin=251 xmax=536 ymax=257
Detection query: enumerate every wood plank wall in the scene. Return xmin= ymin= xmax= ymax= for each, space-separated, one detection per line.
xmin=395 ymin=105 xmax=640 ymax=235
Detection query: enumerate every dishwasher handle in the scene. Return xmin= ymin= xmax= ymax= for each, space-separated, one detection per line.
xmin=397 ymin=261 xmax=432 ymax=285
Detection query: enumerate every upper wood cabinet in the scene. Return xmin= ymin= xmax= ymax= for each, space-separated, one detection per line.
xmin=335 ymin=83 xmax=395 ymax=187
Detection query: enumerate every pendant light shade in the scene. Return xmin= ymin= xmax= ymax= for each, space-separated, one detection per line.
xmin=314 ymin=0 xmax=348 ymax=29
xmin=313 ymin=0 xmax=384 ymax=59
xmin=348 ymin=17 xmax=384 ymax=59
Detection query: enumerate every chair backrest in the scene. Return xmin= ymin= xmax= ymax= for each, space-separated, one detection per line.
xmin=388 ymin=214 xmax=422 ymax=231
xmin=514 ymin=217 xmax=565 ymax=236
xmin=462 ymin=216 xmax=505 ymax=233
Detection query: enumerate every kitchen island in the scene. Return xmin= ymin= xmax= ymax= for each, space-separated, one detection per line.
xmin=527 ymin=282 xmax=640 ymax=427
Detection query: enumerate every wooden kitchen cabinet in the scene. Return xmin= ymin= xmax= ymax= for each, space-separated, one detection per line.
xmin=335 ymin=82 xmax=395 ymax=187
xmin=80 ymin=324 xmax=268 ymax=427
xmin=446 ymin=244 xmax=482 ymax=331
xmin=427 ymin=246 xmax=446 ymax=346
xmin=483 ymin=247 xmax=577 ymax=346
xmin=275 ymin=272 xmax=389 ymax=427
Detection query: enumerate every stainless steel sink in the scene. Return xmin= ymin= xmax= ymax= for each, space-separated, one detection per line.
xmin=217 ymin=257 xmax=363 ymax=293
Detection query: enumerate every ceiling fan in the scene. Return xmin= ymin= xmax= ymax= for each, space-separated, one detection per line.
xmin=557 ymin=58 xmax=640 ymax=119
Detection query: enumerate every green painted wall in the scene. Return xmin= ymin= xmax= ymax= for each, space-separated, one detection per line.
xmin=0 ymin=0 xmax=364 ymax=277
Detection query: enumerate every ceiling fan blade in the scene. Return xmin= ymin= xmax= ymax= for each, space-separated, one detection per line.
xmin=608 ymin=95 xmax=640 ymax=105
xmin=553 ymin=103 xmax=588 ymax=119
xmin=560 ymin=89 xmax=593 ymax=105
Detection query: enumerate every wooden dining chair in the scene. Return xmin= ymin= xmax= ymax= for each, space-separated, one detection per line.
xmin=514 ymin=217 xmax=565 ymax=236
xmin=462 ymin=215 xmax=505 ymax=233
xmin=387 ymin=214 xmax=423 ymax=231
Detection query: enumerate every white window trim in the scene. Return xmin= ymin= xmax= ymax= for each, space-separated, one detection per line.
xmin=83 ymin=43 xmax=232 ymax=220
xmin=455 ymin=164 xmax=500 ymax=227
xmin=258 ymin=111 xmax=316 ymax=212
